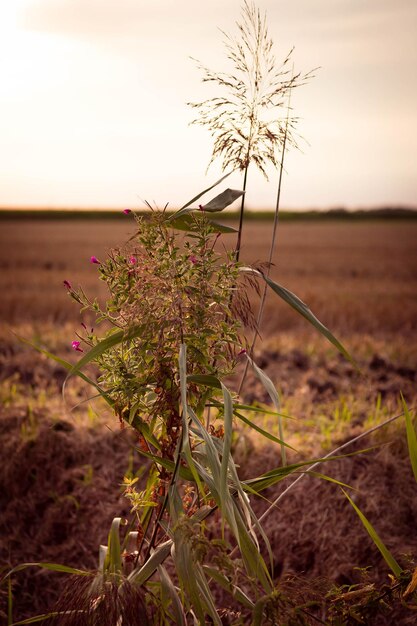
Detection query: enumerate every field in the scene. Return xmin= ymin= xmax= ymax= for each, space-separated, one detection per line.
xmin=1 ymin=216 xmax=417 ymax=622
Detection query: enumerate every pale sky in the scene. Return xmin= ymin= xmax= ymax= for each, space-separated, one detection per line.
xmin=0 ymin=0 xmax=416 ymax=210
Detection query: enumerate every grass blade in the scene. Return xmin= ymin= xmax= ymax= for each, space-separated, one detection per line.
xmin=264 ymin=275 xmax=355 ymax=366
xmin=220 ymin=383 xmax=233 ymax=522
xmin=176 ymin=169 xmax=235 ymax=212
xmin=245 ymin=353 xmax=286 ymax=465
xmin=14 ymin=333 xmax=114 ymax=408
xmin=401 ymin=394 xmax=417 ymax=483
xmin=103 ymin=517 xmax=124 ymax=575
xmin=158 ymin=565 xmax=187 ymax=626
xmin=67 ymin=324 xmax=145 ymax=381
xmin=128 ymin=540 xmax=173 ymax=585
xmin=342 ymin=489 xmax=402 ymax=577
xmin=233 ymin=410 xmax=296 ymax=449
xmin=4 ymin=562 xmax=91 ymax=579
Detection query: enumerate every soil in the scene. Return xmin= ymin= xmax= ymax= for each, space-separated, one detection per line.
xmin=1 ymin=340 xmax=416 ymax=623
xmin=1 ymin=218 xmax=416 ymax=623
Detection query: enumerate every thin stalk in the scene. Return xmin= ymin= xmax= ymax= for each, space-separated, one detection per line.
xmin=235 ymin=164 xmax=249 ymax=262
xmin=257 ymin=407 xmax=411 ymax=526
xmin=238 ymin=85 xmax=292 ymax=396
xmin=227 ymin=406 xmax=412 ymax=562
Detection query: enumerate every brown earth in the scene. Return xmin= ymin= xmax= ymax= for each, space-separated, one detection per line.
xmin=1 ymin=218 xmax=417 ymax=623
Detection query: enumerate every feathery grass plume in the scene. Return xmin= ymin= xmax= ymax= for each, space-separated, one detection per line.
xmin=188 ymin=0 xmax=312 ymax=257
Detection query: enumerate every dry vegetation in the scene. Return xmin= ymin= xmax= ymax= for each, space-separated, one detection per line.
xmin=1 ymin=216 xmax=417 ymax=623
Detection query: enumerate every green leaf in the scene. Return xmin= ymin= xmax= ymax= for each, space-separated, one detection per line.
xmin=244 ymin=450 xmax=374 ymax=494
xmin=172 ymin=529 xmax=208 ymax=625
xmin=200 ymin=188 xmax=244 ymax=212
xmin=402 ymin=394 xmax=417 ymax=483
xmin=245 ymin=353 xmax=286 ymax=465
xmin=14 ymin=333 xmax=114 ymax=408
xmin=128 ymin=540 xmax=173 ymax=585
xmin=4 ymin=562 xmax=91 ymax=579
xmin=130 ymin=415 xmax=161 ymax=450
xmin=179 ymin=344 xmax=205 ymax=494
xmin=187 ymin=374 xmax=222 ymax=389
xmin=239 ymin=268 xmax=356 ymax=367
xmin=158 ymin=565 xmax=187 ymax=626
xmin=220 ymin=383 xmax=233 ymax=525
xmin=233 ymin=410 xmax=296 ymax=449
xmin=264 ymin=275 xmax=356 ymax=366
xmin=342 ymin=489 xmax=402 ymax=577
xmin=177 ymin=169 xmax=235 ymax=211
xmin=135 ymin=447 xmax=195 ymax=482
xmin=67 ymin=324 xmax=145 ymax=382
xmin=171 ymin=188 xmax=244 ymax=220
xmin=103 ymin=517 xmax=124 ymax=575
xmin=202 ymin=566 xmax=254 ymax=609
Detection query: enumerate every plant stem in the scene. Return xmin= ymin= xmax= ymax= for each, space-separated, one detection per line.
xmin=235 ymin=164 xmax=249 ymax=262
xmin=238 ymin=84 xmax=292 ymax=396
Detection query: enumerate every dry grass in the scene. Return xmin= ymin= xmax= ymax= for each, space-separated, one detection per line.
xmin=1 ymin=218 xmax=416 ymax=338
xmin=1 ymin=217 xmax=417 ymax=622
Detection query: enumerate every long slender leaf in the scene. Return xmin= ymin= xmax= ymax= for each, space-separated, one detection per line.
xmin=128 ymin=540 xmax=173 ymax=585
xmin=4 ymin=562 xmax=91 ymax=579
xmin=239 ymin=268 xmax=355 ymax=366
xmin=244 ymin=450 xmax=374 ymax=494
xmin=402 ymin=394 xmax=417 ymax=483
xmin=135 ymin=447 xmax=195 ymax=482
xmin=178 ymin=169 xmax=235 ymax=211
xmin=202 ymin=566 xmax=254 ymax=609
xmin=220 ymin=383 xmax=233 ymax=524
xmin=245 ymin=353 xmax=286 ymax=465
xmin=104 ymin=517 xmax=124 ymax=575
xmin=342 ymin=489 xmax=402 ymax=577
xmin=179 ymin=344 xmax=204 ymax=494
xmin=158 ymin=565 xmax=187 ymax=626
xmin=14 ymin=333 xmax=114 ymax=407
xmin=187 ymin=374 xmax=222 ymax=389
xmin=172 ymin=188 xmax=244 ymax=220
xmin=172 ymin=529 xmax=208 ymax=625
xmin=200 ymin=188 xmax=245 ymax=212
xmin=67 ymin=324 xmax=145 ymax=381
xmin=264 ymin=274 xmax=355 ymax=366
xmin=233 ymin=410 xmax=296 ymax=449
xmin=190 ymin=408 xmax=273 ymax=592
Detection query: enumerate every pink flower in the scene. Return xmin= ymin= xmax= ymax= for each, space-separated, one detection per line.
xmin=72 ymin=341 xmax=83 ymax=352
xmin=123 ymin=208 xmax=132 ymax=215
xmin=90 ymin=256 xmax=100 ymax=264
xmin=128 ymin=255 xmax=137 ymax=265
xmin=63 ymin=280 xmax=72 ymax=290
xmin=189 ymin=255 xmax=198 ymax=265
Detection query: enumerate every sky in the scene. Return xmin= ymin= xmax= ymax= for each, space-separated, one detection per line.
xmin=0 ymin=0 xmax=416 ymax=211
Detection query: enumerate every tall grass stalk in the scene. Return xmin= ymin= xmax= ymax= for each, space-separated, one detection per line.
xmin=189 ymin=0 xmax=310 ymax=260
xmin=238 ymin=77 xmax=292 ymax=397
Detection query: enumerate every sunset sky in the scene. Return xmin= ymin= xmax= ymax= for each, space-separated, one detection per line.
xmin=0 ymin=0 xmax=416 ymax=210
